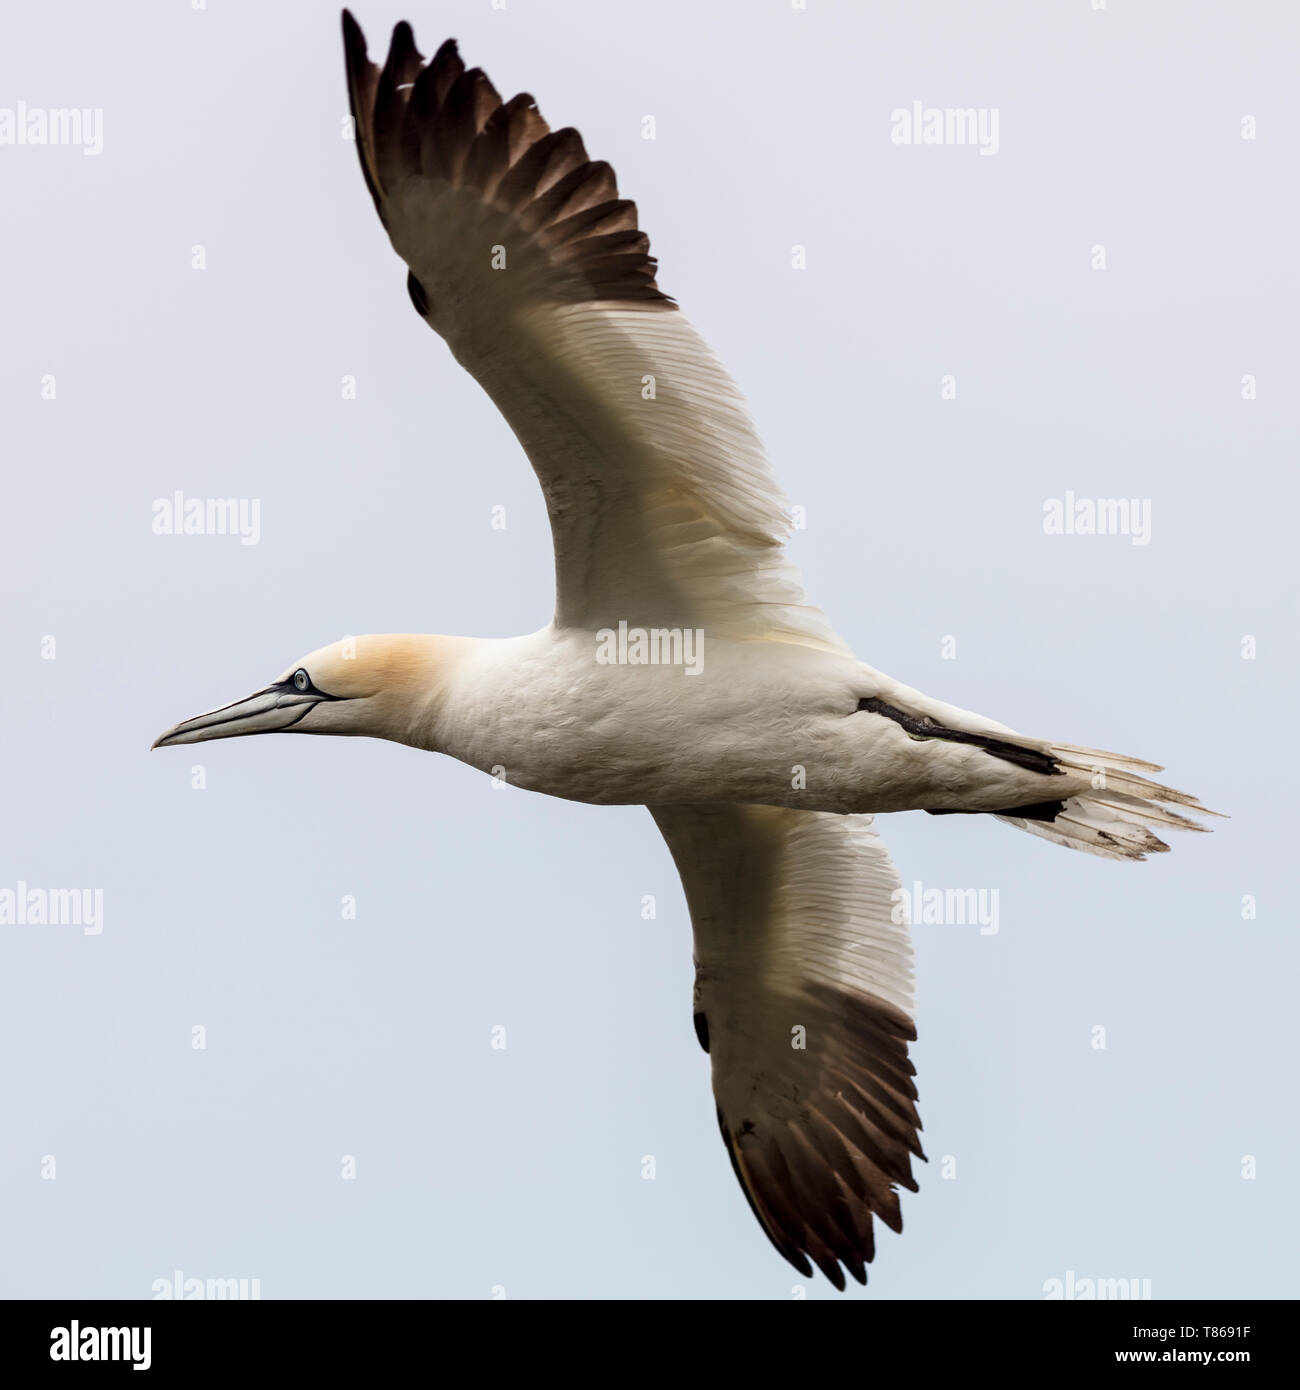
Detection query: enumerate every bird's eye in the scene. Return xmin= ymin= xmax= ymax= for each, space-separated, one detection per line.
xmin=292 ymin=669 xmax=310 ymax=692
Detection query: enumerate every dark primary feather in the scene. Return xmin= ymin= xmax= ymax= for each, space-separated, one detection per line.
xmin=653 ymin=804 xmax=925 ymax=1289
xmin=341 ymin=10 xmax=674 ymax=310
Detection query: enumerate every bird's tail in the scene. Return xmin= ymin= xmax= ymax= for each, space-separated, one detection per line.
xmin=995 ymin=742 xmax=1222 ymax=862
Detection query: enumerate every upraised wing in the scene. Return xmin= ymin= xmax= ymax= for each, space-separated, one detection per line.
xmin=342 ymin=12 xmax=847 ymax=653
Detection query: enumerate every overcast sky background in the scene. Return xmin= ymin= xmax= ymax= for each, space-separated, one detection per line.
xmin=1 ymin=0 xmax=1295 ymax=1300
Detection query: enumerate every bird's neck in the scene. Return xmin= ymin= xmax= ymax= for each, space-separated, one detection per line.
xmin=353 ymin=632 xmax=482 ymax=750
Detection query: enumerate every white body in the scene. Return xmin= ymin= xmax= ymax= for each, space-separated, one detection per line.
xmin=428 ymin=627 xmax=1076 ymax=814
xmin=154 ymin=16 xmax=1218 ymax=1290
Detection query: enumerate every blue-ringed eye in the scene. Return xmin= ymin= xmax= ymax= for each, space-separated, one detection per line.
xmin=293 ymin=669 xmax=310 ymax=692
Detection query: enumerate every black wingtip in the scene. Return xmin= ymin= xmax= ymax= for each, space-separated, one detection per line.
xmin=386 ymin=19 xmax=422 ymax=69
xmin=819 ymin=1257 xmax=848 ymax=1293
xmin=341 ymin=9 xmax=364 ymax=54
xmin=341 ymin=10 xmax=371 ymax=89
xmin=406 ymin=271 xmax=430 ymax=317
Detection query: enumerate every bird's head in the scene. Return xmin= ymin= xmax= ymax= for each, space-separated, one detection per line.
xmin=151 ymin=634 xmax=456 ymax=750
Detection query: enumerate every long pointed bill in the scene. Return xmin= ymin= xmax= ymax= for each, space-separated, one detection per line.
xmin=152 ymin=686 xmax=326 ymax=749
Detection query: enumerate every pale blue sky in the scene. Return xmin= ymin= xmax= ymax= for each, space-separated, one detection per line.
xmin=1 ymin=0 xmax=1294 ymax=1298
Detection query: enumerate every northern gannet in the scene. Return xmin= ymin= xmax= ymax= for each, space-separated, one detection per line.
xmin=152 ymin=11 xmax=1217 ymax=1290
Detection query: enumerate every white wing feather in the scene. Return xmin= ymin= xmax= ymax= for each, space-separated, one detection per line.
xmin=343 ymin=15 xmax=847 ymax=651
xmin=652 ymin=803 xmax=924 ymax=1288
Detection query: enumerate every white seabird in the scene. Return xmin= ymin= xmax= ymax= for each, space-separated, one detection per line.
xmin=153 ymin=11 xmax=1217 ymax=1289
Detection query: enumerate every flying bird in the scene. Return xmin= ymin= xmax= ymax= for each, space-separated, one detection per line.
xmin=153 ymin=11 xmax=1217 ymax=1290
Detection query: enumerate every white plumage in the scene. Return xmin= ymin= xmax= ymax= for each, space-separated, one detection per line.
xmin=151 ymin=13 xmax=1219 ymax=1289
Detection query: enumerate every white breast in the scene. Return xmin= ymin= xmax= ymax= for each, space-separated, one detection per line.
xmin=426 ymin=627 xmax=867 ymax=806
